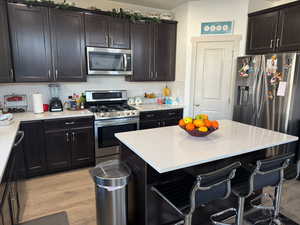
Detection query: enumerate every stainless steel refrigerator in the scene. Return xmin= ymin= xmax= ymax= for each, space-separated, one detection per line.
xmin=233 ymin=53 xmax=300 ymax=157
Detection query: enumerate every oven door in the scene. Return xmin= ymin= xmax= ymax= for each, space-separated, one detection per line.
xmin=95 ymin=118 xmax=138 ymax=158
xmin=87 ymin=47 xmax=133 ymax=75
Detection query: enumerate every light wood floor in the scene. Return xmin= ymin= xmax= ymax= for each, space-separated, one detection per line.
xmin=21 ymin=168 xmax=300 ymax=225
xmin=21 ymin=168 xmax=96 ymax=225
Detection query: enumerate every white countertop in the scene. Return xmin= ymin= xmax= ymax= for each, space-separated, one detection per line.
xmin=132 ymin=104 xmax=184 ymax=112
xmin=0 ymin=110 xmax=94 ymax=182
xmin=13 ymin=110 xmax=94 ymax=122
xmin=115 ymin=120 xmax=299 ymax=173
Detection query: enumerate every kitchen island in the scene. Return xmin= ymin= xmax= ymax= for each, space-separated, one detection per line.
xmin=115 ymin=120 xmax=298 ymax=225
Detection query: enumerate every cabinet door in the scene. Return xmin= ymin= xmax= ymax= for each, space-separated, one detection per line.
xmin=20 ymin=121 xmax=47 ymax=177
xmin=85 ymin=13 xmax=109 ymax=47
xmin=50 ymin=9 xmax=86 ymax=82
xmin=45 ymin=130 xmax=71 ymax=171
xmin=0 ymin=2 xmax=13 ymax=83
xmin=8 ymin=3 xmax=53 ymax=82
xmin=154 ymin=23 xmax=177 ymax=81
xmin=277 ymin=5 xmax=300 ymax=52
xmin=246 ymin=12 xmax=279 ymax=54
xmin=163 ymin=119 xmax=181 ymax=127
xmin=108 ymin=18 xmax=130 ymax=49
xmin=129 ymin=22 xmax=152 ymax=81
xmin=71 ymin=127 xmax=94 ymax=167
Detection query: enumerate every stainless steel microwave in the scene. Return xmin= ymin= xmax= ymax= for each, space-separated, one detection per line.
xmin=86 ymin=47 xmax=133 ymax=75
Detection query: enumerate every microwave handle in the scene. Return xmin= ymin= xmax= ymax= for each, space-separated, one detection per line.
xmin=123 ymin=54 xmax=128 ymax=71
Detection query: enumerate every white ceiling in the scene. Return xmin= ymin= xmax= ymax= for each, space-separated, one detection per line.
xmin=108 ymin=0 xmax=190 ymax=10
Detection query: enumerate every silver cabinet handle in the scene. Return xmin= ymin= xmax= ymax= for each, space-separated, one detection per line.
xmin=65 ymin=122 xmax=75 ymax=125
xmin=66 ymin=132 xmax=69 ymax=142
xmin=105 ymin=34 xmax=108 ymax=44
xmin=155 ymin=72 xmax=158 ymax=79
xmin=270 ymin=40 xmax=274 ymax=48
xmin=150 ymin=72 xmax=153 ymax=79
xmin=48 ymin=69 xmax=51 ymax=79
xmin=276 ymin=38 xmax=280 ymax=48
xmin=10 ymin=69 xmax=14 ymax=80
xmin=72 ymin=132 xmax=75 ymax=143
xmin=55 ymin=69 xmax=58 ymax=80
xmin=194 ymin=104 xmax=200 ymax=107
xmin=14 ymin=131 xmax=24 ymax=147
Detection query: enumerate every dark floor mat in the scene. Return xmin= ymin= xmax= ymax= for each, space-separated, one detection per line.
xmin=19 ymin=212 xmax=69 ymax=225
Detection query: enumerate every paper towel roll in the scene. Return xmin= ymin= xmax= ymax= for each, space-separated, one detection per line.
xmin=32 ymin=93 xmax=44 ymax=114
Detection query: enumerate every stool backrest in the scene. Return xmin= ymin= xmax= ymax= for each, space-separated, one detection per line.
xmin=250 ymin=153 xmax=294 ymax=193
xmin=189 ymin=162 xmax=241 ymax=213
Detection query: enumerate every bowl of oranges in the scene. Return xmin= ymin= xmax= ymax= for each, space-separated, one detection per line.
xmin=178 ymin=114 xmax=219 ymax=137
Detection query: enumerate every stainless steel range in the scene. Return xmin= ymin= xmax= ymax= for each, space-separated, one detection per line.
xmin=85 ymin=90 xmax=139 ymax=163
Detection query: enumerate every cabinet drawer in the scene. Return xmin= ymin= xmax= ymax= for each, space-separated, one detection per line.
xmin=140 ymin=109 xmax=183 ymax=121
xmin=44 ymin=117 xmax=94 ymax=131
xmin=162 ymin=109 xmax=183 ymax=119
xmin=139 ymin=111 xmax=162 ymax=121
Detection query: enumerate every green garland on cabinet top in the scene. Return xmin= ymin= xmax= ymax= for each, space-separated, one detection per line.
xmin=14 ymin=0 xmax=162 ymax=22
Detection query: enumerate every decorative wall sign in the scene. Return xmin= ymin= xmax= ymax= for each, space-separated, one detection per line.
xmin=201 ymin=21 xmax=233 ymax=35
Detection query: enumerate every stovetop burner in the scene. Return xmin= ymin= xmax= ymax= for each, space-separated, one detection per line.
xmin=88 ymin=103 xmax=138 ymax=119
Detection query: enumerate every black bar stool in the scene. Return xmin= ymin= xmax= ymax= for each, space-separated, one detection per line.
xmin=213 ymin=153 xmax=294 ymax=225
xmin=151 ymin=162 xmax=241 ymax=225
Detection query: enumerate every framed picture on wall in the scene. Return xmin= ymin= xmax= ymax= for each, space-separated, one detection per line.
xmin=201 ymin=21 xmax=234 ymax=35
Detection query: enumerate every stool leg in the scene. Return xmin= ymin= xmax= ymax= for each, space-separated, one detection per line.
xmin=236 ymin=197 xmax=245 ymax=225
xmin=184 ymin=214 xmax=192 ymax=225
xmin=274 ymin=184 xmax=283 ymax=218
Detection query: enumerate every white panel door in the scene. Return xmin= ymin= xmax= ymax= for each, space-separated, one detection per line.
xmin=193 ymin=41 xmax=234 ymax=120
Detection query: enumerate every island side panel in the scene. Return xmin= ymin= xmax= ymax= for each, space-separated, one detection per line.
xmin=120 ymin=143 xmax=148 ymax=225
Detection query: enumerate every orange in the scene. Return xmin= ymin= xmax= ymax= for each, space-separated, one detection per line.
xmin=212 ymin=120 xmax=219 ymax=129
xmin=186 ymin=123 xmax=195 ymax=131
xmin=204 ymin=119 xmax=212 ymax=128
xmin=198 ymin=126 xmax=208 ymax=132
xmin=179 ymin=119 xmax=186 ymax=127
xmin=193 ymin=119 xmax=205 ymax=128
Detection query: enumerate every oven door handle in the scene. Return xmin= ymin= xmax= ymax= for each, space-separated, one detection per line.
xmin=95 ymin=119 xmax=139 ymax=127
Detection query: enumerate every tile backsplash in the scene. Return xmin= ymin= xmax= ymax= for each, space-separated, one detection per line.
xmin=0 ymin=76 xmax=181 ymax=111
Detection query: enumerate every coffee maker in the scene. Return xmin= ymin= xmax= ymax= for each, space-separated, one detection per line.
xmin=48 ymin=84 xmax=63 ymax=112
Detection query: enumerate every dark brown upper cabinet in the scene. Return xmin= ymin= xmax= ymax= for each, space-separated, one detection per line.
xmin=128 ymin=22 xmax=152 ymax=81
xmin=246 ymin=11 xmax=279 ymax=54
xmin=247 ymin=2 xmax=300 ymax=54
xmin=8 ymin=3 xmax=53 ymax=82
xmin=155 ymin=22 xmax=176 ymax=81
xmin=8 ymin=3 xmax=86 ymax=82
xmin=108 ymin=17 xmax=130 ymax=49
xmin=128 ymin=22 xmax=177 ymax=82
xmin=277 ymin=4 xmax=300 ymax=52
xmin=0 ymin=2 xmax=13 ymax=83
xmin=85 ymin=13 xmax=130 ymax=49
xmin=85 ymin=13 xmax=109 ymax=47
xmin=50 ymin=9 xmax=86 ymax=82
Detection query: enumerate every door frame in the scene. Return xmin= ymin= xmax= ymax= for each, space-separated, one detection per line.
xmin=189 ymin=35 xmax=242 ymax=118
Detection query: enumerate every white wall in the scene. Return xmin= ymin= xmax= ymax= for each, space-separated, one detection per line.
xmin=172 ymin=0 xmax=249 ymax=116
xmin=0 ymin=0 xmax=174 ymax=111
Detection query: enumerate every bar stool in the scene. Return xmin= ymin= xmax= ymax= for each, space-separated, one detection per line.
xmin=151 ymin=162 xmax=241 ymax=225
xmin=212 ymin=153 xmax=294 ymax=225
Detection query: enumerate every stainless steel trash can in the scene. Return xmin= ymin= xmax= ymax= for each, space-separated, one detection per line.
xmin=90 ymin=159 xmax=131 ymax=225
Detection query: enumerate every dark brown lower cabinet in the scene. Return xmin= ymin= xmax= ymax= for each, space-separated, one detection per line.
xmin=45 ymin=130 xmax=71 ymax=171
xmin=21 ymin=117 xmax=94 ymax=177
xmin=139 ymin=109 xmax=183 ymax=130
xmin=71 ymin=127 xmax=94 ymax=167
xmin=21 ymin=121 xmax=47 ymax=177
